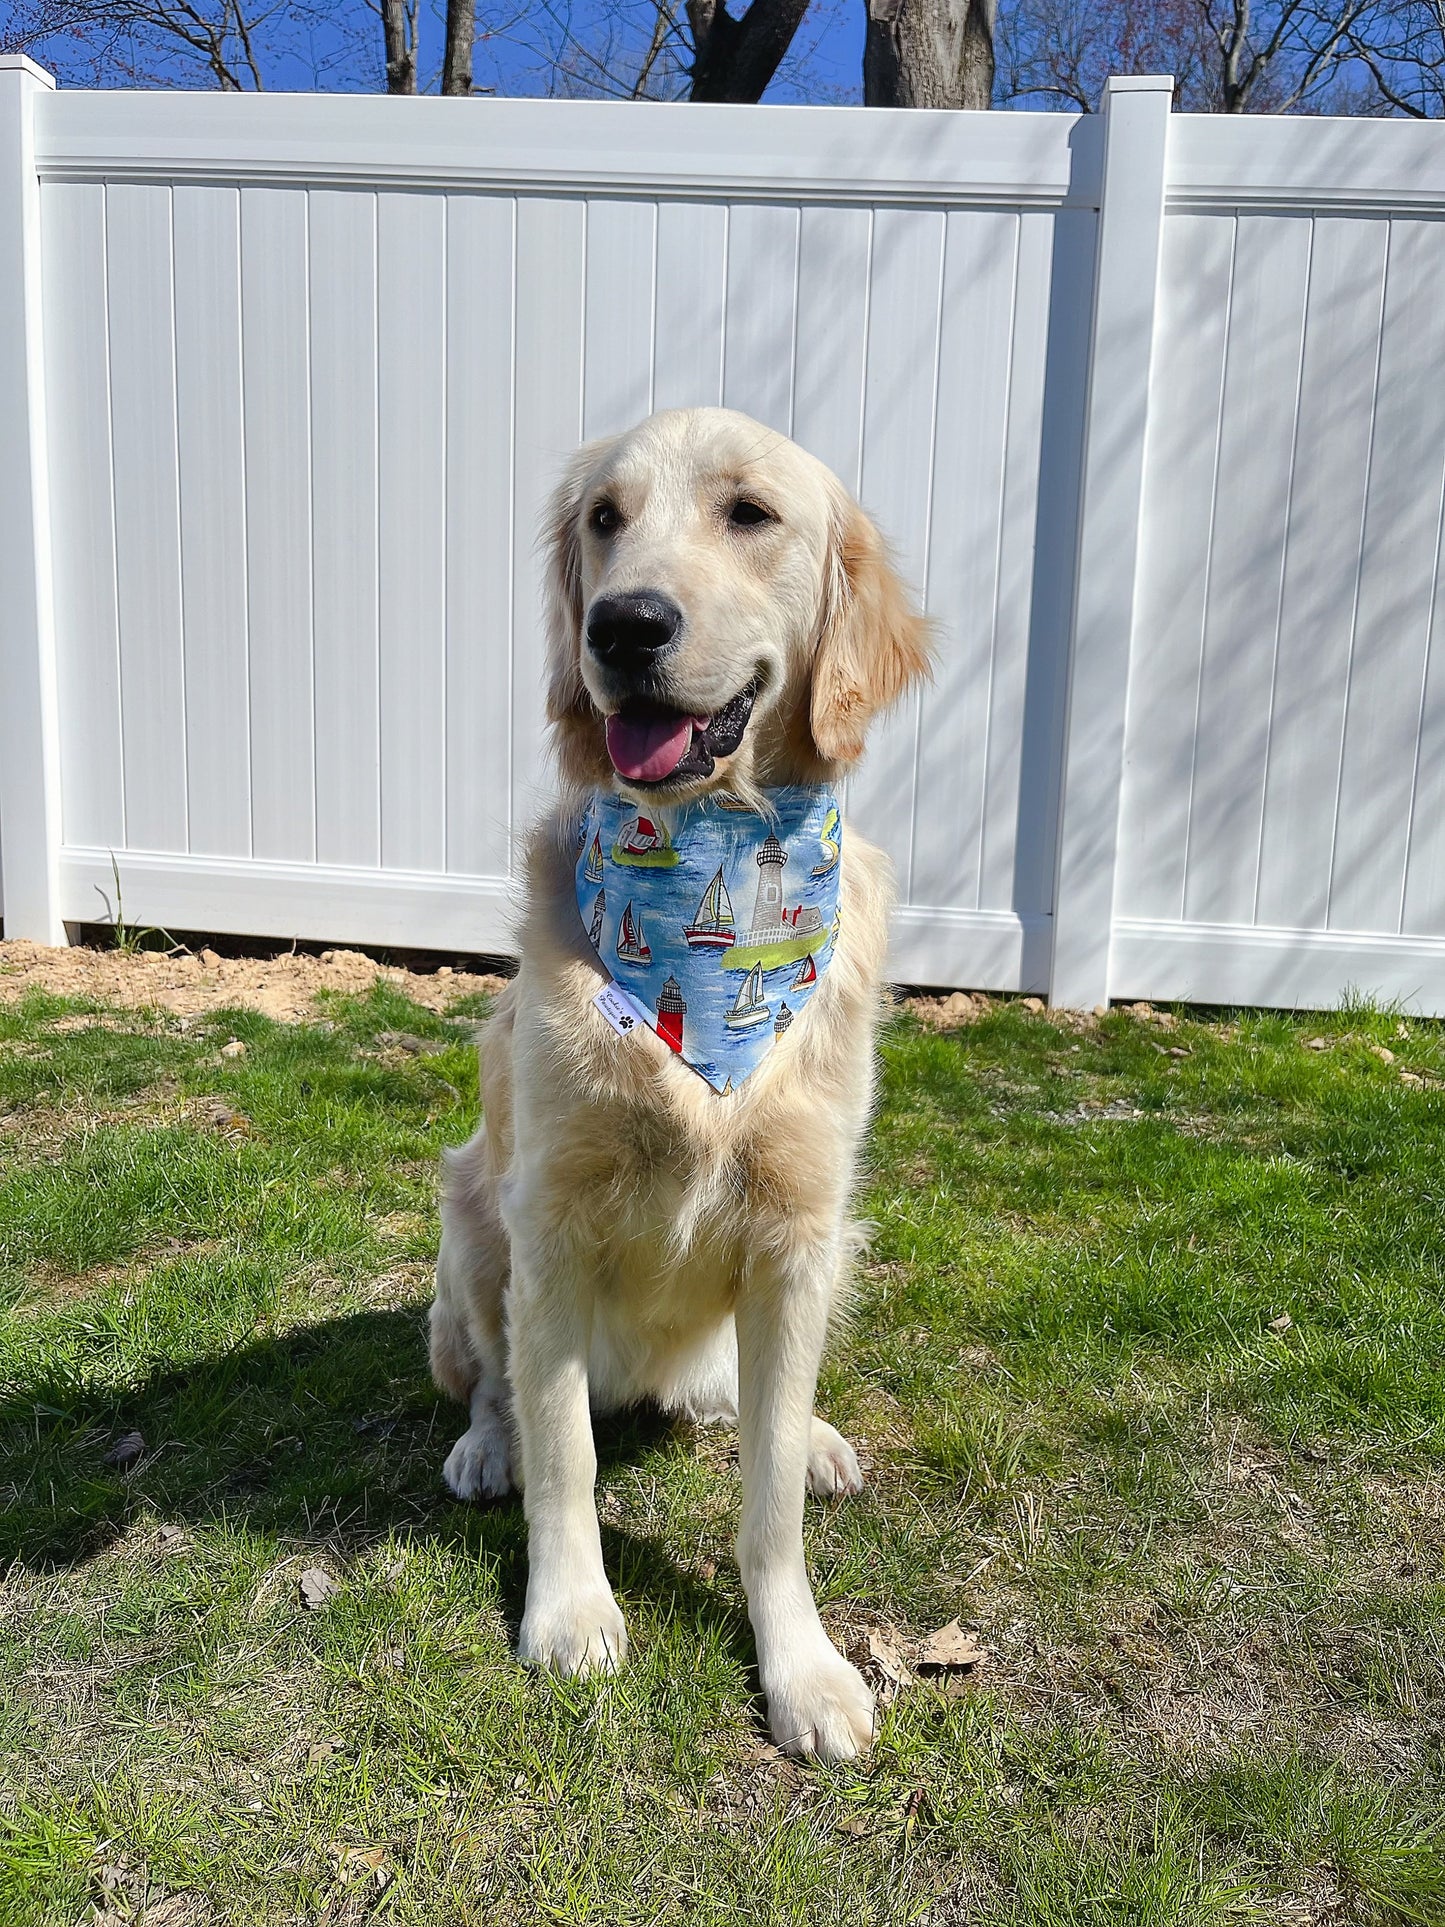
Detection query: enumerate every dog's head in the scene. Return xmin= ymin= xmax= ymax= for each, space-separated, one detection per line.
xmin=544 ymin=408 xmax=932 ymax=799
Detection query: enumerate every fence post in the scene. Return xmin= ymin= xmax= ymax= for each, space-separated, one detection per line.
xmin=0 ymin=55 xmax=64 ymax=945
xmin=1048 ymin=74 xmax=1172 ymax=1010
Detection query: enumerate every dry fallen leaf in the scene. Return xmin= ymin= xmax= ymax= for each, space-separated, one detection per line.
xmin=299 ymin=1567 xmax=342 ymax=1611
xmin=850 ymin=1627 xmax=916 ymax=1701
xmin=331 ymin=1844 xmax=391 ymax=1890
xmin=916 ymin=1620 xmax=987 ymax=1675
xmin=102 ymin=1430 xmax=145 ymax=1471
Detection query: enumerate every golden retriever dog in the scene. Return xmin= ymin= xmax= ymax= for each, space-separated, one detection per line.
xmin=429 ymin=406 xmax=930 ymax=1761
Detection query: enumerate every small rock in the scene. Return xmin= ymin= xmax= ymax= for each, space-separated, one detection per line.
xmin=299 ymin=1567 xmax=342 ymax=1611
xmin=102 ymin=1430 xmax=146 ymax=1471
xmin=1370 ymin=1045 xmax=1395 ymax=1063
xmin=375 ymin=1030 xmax=443 ymax=1055
xmin=219 ymin=1039 xmax=246 ymax=1059
xmin=1021 ymin=997 xmax=1045 ymax=1013
xmin=1168 ymin=1045 xmax=1192 ymax=1058
xmin=202 ymin=1096 xmax=248 ymax=1132
xmin=1093 ymin=1003 xmax=1109 ymax=1018
xmin=437 ymin=965 xmax=453 ymax=977
xmin=1304 ymin=1037 xmax=1329 ymax=1051
xmin=156 ymin=1522 xmax=186 ymax=1549
xmin=199 ymin=947 xmax=222 ymax=967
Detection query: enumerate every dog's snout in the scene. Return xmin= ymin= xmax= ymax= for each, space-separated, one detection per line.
xmin=586 ymin=592 xmax=683 ymax=672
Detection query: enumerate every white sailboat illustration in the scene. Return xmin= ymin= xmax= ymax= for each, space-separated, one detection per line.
xmin=724 ymin=962 xmax=770 ymax=1029
xmin=683 ymin=866 xmax=736 ymax=949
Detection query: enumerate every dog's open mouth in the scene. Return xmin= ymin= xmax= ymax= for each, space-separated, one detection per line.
xmin=604 ymin=680 xmax=759 ymax=785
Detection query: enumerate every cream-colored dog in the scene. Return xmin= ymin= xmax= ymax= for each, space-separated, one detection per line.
xmin=429 ymin=407 xmax=929 ymax=1761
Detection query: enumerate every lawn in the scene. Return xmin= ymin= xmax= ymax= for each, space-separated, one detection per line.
xmin=1 ymin=962 xmax=1443 ymax=1926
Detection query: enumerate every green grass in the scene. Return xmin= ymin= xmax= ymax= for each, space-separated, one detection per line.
xmin=1 ymin=977 xmax=1443 ymax=1925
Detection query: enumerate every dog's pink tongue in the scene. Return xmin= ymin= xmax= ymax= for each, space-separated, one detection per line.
xmin=606 ymin=712 xmax=696 ymax=782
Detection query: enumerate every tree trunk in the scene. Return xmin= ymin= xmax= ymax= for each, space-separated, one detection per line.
xmin=863 ymin=0 xmax=996 ymax=107
xmin=380 ymin=0 xmax=418 ymax=93
xmin=687 ymin=0 xmax=812 ymax=101
xmin=441 ymin=0 xmax=474 ymax=94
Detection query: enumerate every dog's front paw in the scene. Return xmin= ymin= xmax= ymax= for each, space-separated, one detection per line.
xmin=519 ymin=1582 xmax=628 ymax=1677
xmin=442 ymin=1417 xmax=515 ymax=1501
xmin=806 ymin=1419 xmax=865 ymax=1499
xmin=764 ymin=1639 xmax=876 ymax=1762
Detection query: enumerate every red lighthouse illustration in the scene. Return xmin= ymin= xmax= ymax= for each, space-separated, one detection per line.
xmin=656 ymin=974 xmax=686 ymax=1054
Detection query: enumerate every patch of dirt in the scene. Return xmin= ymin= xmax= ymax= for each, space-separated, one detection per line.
xmin=0 ymin=940 xmax=507 ymax=1024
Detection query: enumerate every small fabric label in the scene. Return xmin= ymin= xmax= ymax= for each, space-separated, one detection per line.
xmin=593 ymin=980 xmax=651 ymax=1038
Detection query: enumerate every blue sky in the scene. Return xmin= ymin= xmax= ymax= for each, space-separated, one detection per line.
xmin=3 ymin=0 xmax=870 ymax=103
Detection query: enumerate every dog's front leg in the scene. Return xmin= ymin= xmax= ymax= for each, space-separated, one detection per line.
xmin=506 ymin=1213 xmax=626 ymax=1676
xmin=736 ymin=1235 xmax=874 ymax=1762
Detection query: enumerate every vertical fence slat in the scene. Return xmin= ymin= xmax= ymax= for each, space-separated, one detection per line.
xmin=1255 ymin=215 xmax=1389 ymax=934
xmin=851 ymin=206 xmax=946 ymax=897
xmin=310 ymin=186 xmax=379 ymax=870
xmin=1048 ymin=75 xmax=1173 ymax=1009
xmin=653 ymin=201 xmax=726 ymax=413
xmin=1115 ymin=211 xmax=1234 ymax=926
xmin=106 ymin=181 xmax=189 ymax=855
xmin=0 ymin=58 xmax=61 ymax=939
xmin=1327 ymin=218 xmax=1445 ymax=935
xmin=912 ymin=208 xmax=1017 ymax=915
xmin=41 ymin=178 xmax=124 ymax=860
xmin=445 ymin=192 xmax=515 ymax=881
xmin=241 ymin=185 xmax=315 ymax=862
xmin=377 ymin=189 xmax=447 ymax=874
xmin=722 ymin=203 xmax=798 ymax=435
xmin=173 ymin=183 xmax=251 ymax=859
xmin=1179 ymin=214 xmax=1312 ymax=929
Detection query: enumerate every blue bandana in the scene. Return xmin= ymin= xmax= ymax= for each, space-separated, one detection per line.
xmin=575 ymin=787 xmax=842 ymax=1093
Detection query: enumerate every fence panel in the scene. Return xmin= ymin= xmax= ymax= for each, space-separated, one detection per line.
xmin=14 ymin=87 xmax=1096 ymax=982
xmin=1114 ymin=117 xmax=1445 ymax=1010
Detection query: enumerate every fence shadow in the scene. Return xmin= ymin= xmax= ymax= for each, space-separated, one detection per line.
xmin=0 ymin=1306 xmax=747 ymax=1654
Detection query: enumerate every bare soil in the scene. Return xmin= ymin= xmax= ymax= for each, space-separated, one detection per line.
xmin=0 ymin=939 xmax=508 ymax=1023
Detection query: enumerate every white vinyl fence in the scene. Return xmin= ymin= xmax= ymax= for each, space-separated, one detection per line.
xmin=3 ymin=59 xmax=1445 ymax=1011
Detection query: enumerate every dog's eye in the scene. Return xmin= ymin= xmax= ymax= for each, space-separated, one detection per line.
xmin=589 ymin=500 xmax=621 ymax=536
xmin=729 ymin=499 xmax=775 ymax=529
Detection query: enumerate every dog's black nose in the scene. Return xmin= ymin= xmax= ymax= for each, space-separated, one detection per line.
xmin=586 ymin=592 xmax=683 ymax=672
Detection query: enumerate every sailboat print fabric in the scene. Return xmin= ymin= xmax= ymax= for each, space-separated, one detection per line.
xmin=574 ymin=786 xmax=843 ymax=1093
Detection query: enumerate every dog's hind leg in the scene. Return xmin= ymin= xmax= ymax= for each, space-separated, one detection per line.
xmin=431 ymin=1136 xmax=517 ymax=1501
xmin=806 ymin=1418 xmax=864 ymax=1499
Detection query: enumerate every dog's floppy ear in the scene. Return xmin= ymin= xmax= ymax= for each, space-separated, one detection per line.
xmin=543 ymin=438 xmax=615 ymax=727
xmin=809 ymin=492 xmax=933 ymax=764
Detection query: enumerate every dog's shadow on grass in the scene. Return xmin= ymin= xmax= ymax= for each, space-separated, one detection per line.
xmin=1 ymin=1304 xmax=753 ymax=1661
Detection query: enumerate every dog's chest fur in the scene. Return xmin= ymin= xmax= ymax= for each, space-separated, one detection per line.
xmin=494 ymin=811 xmax=892 ymax=1387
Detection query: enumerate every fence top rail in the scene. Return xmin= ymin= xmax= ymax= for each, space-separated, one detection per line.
xmin=1169 ymin=111 xmax=1445 ymax=212
xmin=31 ymin=89 xmax=1103 ymax=207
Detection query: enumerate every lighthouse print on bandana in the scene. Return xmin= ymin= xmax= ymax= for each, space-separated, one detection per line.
xmin=574 ymin=788 xmax=843 ymax=1094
